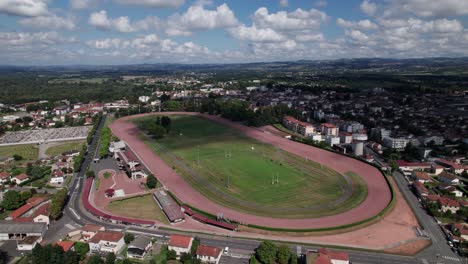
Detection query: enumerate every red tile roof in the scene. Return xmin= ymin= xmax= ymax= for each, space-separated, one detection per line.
xmin=321 ymin=123 xmax=337 ymax=129
xmin=196 ymin=245 xmax=222 ymax=258
xmin=27 ymin=197 xmax=47 ymax=207
xmin=9 ymin=204 xmax=33 ymax=219
xmin=56 ymin=241 xmax=75 ymax=252
xmin=414 ymin=171 xmax=431 ymax=180
xmin=396 ymin=160 xmax=430 ymax=168
xmin=413 ymin=181 xmax=428 ymax=194
xmin=89 ymin=231 xmax=123 ymax=243
xmin=0 ymin=172 xmax=9 ymax=179
xmin=283 ymin=116 xmax=311 ymax=128
xmin=32 ymin=202 xmax=50 ymax=217
xmin=439 ymin=172 xmax=457 ymax=180
xmin=438 ymin=197 xmax=460 ymax=208
xmin=12 ymin=217 xmax=34 ymax=223
xmin=318 ymin=248 xmax=349 ymax=261
xmin=168 ymin=235 xmax=192 ymax=249
xmin=14 ymin=173 xmax=29 ymax=181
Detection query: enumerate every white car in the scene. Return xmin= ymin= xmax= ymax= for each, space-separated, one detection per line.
xmin=224 ymin=247 xmax=229 ymax=254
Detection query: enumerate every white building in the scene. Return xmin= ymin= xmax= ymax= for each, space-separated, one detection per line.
xmin=321 ymin=123 xmax=339 ymax=136
xmin=168 ymin=235 xmax=193 ymax=258
xmin=325 ymin=136 xmax=340 ymax=147
xmin=89 ymin=231 xmax=125 ymax=254
xmin=383 ymin=137 xmax=408 ymax=150
xmin=138 ymin=96 xmax=150 ymax=103
xmin=196 ymin=245 xmax=222 ymax=264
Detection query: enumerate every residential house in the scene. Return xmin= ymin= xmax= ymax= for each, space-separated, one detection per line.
xmin=0 ymin=172 xmax=10 ymax=184
xmin=438 ymin=172 xmax=460 ymax=185
xmin=89 ymin=231 xmax=125 ymax=254
xmin=412 ymin=171 xmax=432 ymax=183
xmin=438 ymin=185 xmax=463 ymax=198
xmin=168 ymin=235 xmax=193 ymax=258
xmin=12 ymin=173 xmax=29 ymax=185
xmin=436 ymin=159 xmax=465 ymax=175
xmin=396 ymin=160 xmax=431 ymax=172
xmin=56 ymin=241 xmax=75 ymax=252
xmin=282 ymin=116 xmax=315 ymax=136
xmin=438 ymin=197 xmax=460 ymax=214
xmin=412 ymin=181 xmax=429 ymax=198
xmin=50 ymin=170 xmax=65 ymax=184
xmin=127 ymin=235 xmax=153 ymax=259
xmin=321 ymin=123 xmax=339 ymax=136
xmin=196 ymin=245 xmax=222 ymax=264
xmin=81 ymin=224 xmax=105 ymax=242
xmin=308 ymin=248 xmax=350 ymax=264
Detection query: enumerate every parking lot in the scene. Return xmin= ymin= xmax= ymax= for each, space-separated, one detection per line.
xmin=0 ymin=126 xmax=91 ymax=145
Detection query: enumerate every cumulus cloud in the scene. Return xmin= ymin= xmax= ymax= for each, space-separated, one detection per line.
xmin=360 ymin=0 xmax=377 ymax=16
xmin=89 ymin=10 xmax=159 ymax=33
xmin=296 ymin=33 xmax=324 ymax=42
xmin=19 ymin=15 xmax=76 ymax=30
xmin=166 ymin=3 xmax=238 ymax=36
xmin=228 ymin=25 xmax=286 ymax=42
xmin=70 ymin=0 xmax=98 ymax=10
xmin=345 ymin=30 xmax=369 ymax=42
xmin=386 ymin=0 xmax=468 ymax=17
xmin=279 ymin=0 xmax=288 ymax=7
xmin=337 ymin=18 xmax=378 ymax=30
xmin=0 ymin=0 xmax=49 ymax=17
xmin=114 ymin=0 xmax=184 ymax=8
xmin=253 ymin=7 xmax=327 ymax=31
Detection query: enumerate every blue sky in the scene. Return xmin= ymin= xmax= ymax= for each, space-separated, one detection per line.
xmin=0 ymin=0 xmax=467 ymax=65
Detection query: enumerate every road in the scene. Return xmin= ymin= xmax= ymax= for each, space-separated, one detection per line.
xmin=49 ymin=115 xmax=461 ymax=264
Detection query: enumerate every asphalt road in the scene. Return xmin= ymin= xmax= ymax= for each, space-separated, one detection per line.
xmin=51 ymin=115 xmax=461 ymax=264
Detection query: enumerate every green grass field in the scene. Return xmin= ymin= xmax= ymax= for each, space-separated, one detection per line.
xmin=0 ymin=144 xmax=38 ymax=161
xmin=45 ymin=140 xmax=85 ymax=157
xmin=136 ymin=115 xmax=367 ymax=219
xmin=106 ymin=195 xmax=169 ymax=224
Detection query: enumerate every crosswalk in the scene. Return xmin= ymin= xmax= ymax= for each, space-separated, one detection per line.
xmin=442 ymin=255 xmax=461 ymax=262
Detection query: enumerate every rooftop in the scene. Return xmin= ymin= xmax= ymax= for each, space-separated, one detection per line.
xmin=168 ymin=235 xmax=192 ymax=249
xmin=0 ymin=221 xmax=47 ymax=234
xmin=196 ymin=245 xmax=222 ymax=258
xmin=89 ymin=231 xmax=124 ymax=243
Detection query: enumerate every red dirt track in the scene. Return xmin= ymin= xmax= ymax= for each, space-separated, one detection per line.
xmin=110 ymin=112 xmax=391 ymax=229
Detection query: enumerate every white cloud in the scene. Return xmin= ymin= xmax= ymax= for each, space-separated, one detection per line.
xmin=0 ymin=0 xmax=48 ymax=17
xmin=360 ymin=0 xmax=377 ymax=16
xmin=70 ymin=0 xmax=98 ymax=9
xmin=89 ymin=10 xmax=112 ymax=30
xmin=279 ymin=0 xmax=288 ymax=7
xmin=345 ymin=30 xmax=369 ymax=42
xmin=337 ymin=18 xmax=378 ymax=30
xmin=89 ymin=10 xmax=159 ymax=33
xmin=388 ymin=0 xmax=468 ymax=17
xmin=228 ymin=25 xmax=286 ymax=42
xmin=114 ymin=0 xmax=184 ymax=8
xmin=0 ymin=31 xmax=73 ymax=47
xmin=253 ymin=7 xmax=327 ymax=31
xmin=86 ymin=38 xmax=123 ymax=49
xmin=19 ymin=14 xmax=76 ymax=30
xmin=166 ymin=3 xmax=238 ymax=36
xmin=296 ymin=33 xmax=324 ymax=42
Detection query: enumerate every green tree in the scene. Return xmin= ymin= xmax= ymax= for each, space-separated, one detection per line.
xmin=161 ymin=116 xmax=172 ymax=132
xmin=65 ymin=250 xmax=80 ymax=264
xmin=276 ymin=245 xmax=291 ymax=264
xmin=146 ymin=174 xmax=158 ymax=189
xmin=73 ymin=242 xmax=89 ymax=260
xmin=255 ymin=241 xmax=278 ymax=264
xmin=105 ymin=252 xmax=116 ymax=264
xmin=1 ymin=190 xmax=24 ymax=210
xmin=289 ymin=253 xmax=297 ymax=264
xmin=50 ymin=188 xmax=68 ymax=220
xmin=190 ymin=237 xmax=200 ymax=256
xmin=20 ymin=190 xmax=32 ymax=202
xmin=30 ymin=166 xmax=43 ymax=178
xmin=124 ymin=233 xmax=135 ymax=244
xmin=250 ymin=256 xmax=258 ymax=264
xmin=167 ymin=250 xmax=177 ymax=260
xmin=86 ymin=170 xmax=96 ymax=178
xmin=87 ymin=254 xmax=104 ymax=264
xmin=12 ymin=154 xmax=23 ymax=161
xmin=122 ymin=259 xmax=132 ymax=264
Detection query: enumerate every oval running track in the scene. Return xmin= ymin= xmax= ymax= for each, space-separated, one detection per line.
xmin=110 ymin=112 xmax=391 ymax=229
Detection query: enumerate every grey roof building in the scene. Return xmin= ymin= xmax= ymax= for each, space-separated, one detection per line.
xmin=127 ymin=235 xmax=152 ymax=259
xmin=0 ymin=221 xmax=47 ymax=241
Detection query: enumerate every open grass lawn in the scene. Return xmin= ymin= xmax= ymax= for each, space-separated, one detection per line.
xmin=45 ymin=140 xmax=85 ymax=157
xmin=135 ymin=115 xmax=368 ymax=219
xmin=0 ymin=144 xmax=38 ymax=161
xmin=106 ymin=195 xmax=169 ymax=224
